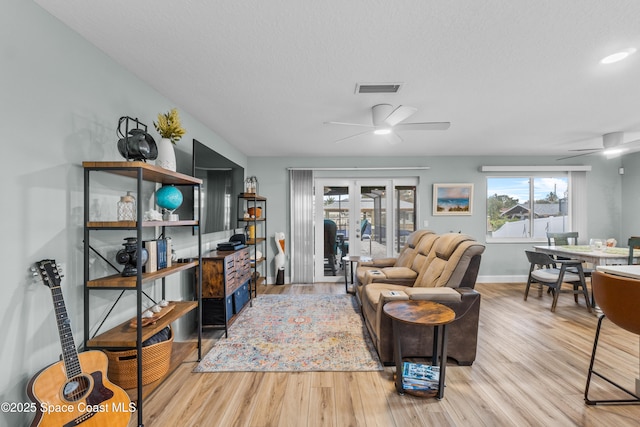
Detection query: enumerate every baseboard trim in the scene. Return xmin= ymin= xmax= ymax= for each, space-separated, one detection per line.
xmin=477 ymin=275 xmax=527 ymax=283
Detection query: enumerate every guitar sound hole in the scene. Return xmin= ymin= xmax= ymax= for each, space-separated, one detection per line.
xmin=63 ymin=375 xmax=91 ymax=402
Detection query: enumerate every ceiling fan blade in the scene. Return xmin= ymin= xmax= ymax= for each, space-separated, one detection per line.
xmin=334 ymin=130 xmax=373 ymax=144
xmin=395 ymin=122 xmax=451 ymax=131
xmin=325 ymin=121 xmax=373 ymax=128
xmin=384 ymin=105 xmax=417 ymax=127
xmin=556 ymin=150 xmax=601 ymax=160
xmin=622 ymin=138 xmax=640 ymax=148
xmin=384 ymin=132 xmax=403 ymax=145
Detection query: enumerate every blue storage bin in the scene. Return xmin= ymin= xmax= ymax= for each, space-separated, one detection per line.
xmin=225 ymin=295 xmax=234 ymax=320
xmin=233 ymin=282 xmax=249 ymax=313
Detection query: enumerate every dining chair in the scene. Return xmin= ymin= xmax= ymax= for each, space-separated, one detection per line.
xmin=627 ymin=236 xmax=640 ymax=265
xmin=584 ymin=271 xmax=640 ymax=405
xmin=524 ymin=251 xmax=591 ymax=312
xmin=546 ymin=231 xmax=579 ymax=246
xmin=546 ymin=231 xmax=594 ymax=296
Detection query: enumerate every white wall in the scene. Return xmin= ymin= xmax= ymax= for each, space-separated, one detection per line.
xmin=620 ymin=151 xmax=640 ymax=240
xmin=1 ymin=2 xmax=245 ymax=425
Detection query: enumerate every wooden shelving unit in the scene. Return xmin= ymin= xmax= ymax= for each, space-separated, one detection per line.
xmin=87 ymin=219 xmax=198 ymax=229
xmin=237 ymin=194 xmax=267 ymax=293
xmin=87 ymin=301 xmax=198 ymax=347
xmin=86 ymin=261 xmax=198 ymax=288
xmin=83 ymin=161 xmax=202 ymax=427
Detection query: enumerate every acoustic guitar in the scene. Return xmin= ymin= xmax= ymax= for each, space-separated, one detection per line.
xmin=28 ymin=259 xmax=132 ymax=427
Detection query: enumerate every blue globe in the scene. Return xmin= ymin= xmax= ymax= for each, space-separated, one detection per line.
xmin=156 ymin=185 xmax=183 ymax=211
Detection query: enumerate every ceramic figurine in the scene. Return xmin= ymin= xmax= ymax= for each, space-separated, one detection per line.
xmin=274 ymin=232 xmax=285 ymax=285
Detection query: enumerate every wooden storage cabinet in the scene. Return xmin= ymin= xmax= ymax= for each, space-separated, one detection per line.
xmin=82 ymin=161 xmax=202 ymax=426
xmin=201 ymin=247 xmax=251 ymax=335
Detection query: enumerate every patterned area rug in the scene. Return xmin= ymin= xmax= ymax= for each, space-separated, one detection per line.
xmin=194 ymin=294 xmax=383 ymax=372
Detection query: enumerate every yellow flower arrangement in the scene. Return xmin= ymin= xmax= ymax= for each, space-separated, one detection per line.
xmin=154 ymin=108 xmax=186 ymax=144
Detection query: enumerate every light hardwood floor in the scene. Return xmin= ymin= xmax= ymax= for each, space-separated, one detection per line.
xmin=130 ymin=282 xmax=640 ymax=426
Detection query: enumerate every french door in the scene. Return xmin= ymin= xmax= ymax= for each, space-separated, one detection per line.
xmin=314 ymin=178 xmax=417 ymax=282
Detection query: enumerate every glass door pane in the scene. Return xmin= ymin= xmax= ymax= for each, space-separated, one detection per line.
xmin=395 ymin=185 xmax=417 ymax=253
xmin=321 ymin=185 xmax=349 ymax=279
xmin=314 ymin=178 xmax=418 ymax=282
xmin=359 ymin=185 xmax=388 ymax=258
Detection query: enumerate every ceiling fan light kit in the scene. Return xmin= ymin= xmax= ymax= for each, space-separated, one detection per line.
xmin=600 ymin=47 xmax=636 ymax=64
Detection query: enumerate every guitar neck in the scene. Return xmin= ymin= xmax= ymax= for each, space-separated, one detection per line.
xmin=49 ymin=284 xmax=82 ymax=379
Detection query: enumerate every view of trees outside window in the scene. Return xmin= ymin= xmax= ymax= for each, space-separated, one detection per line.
xmin=487 ymin=176 xmax=569 ymax=239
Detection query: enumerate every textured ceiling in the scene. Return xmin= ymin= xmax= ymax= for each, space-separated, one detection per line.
xmin=35 ymin=0 xmax=640 ymax=158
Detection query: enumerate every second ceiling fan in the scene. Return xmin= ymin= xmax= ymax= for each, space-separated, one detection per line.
xmin=558 ymin=131 xmax=640 ymax=160
xmin=325 ymin=104 xmax=450 ymax=144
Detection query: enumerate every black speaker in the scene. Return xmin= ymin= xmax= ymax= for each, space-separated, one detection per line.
xmin=229 ymin=233 xmax=246 ymax=245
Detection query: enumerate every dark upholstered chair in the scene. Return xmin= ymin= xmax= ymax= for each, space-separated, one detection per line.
xmin=524 ymin=250 xmax=591 ymax=312
xmin=584 ymin=271 xmax=640 ymax=405
xmin=324 ymin=219 xmax=337 ymax=275
xmin=628 ymin=236 xmax=640 ymax=265
xmin=546 ymin=231 xmax=594 ymax=297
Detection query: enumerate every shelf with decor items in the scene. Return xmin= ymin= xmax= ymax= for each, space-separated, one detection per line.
xmin=237 ymin=193 xmax=267 ymax=294
xmin=82 ymin=161 xmax=202 ymax=422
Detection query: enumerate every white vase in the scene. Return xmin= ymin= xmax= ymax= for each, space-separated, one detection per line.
xmin=156 ymin=137 xmax=176 ymax=171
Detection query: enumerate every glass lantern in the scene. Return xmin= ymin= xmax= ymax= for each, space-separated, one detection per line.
xmin=117 ymin=191 xmax=136 ymax=221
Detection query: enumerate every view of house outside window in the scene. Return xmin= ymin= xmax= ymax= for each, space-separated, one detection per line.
xmin=486 ymin=176 xmax=569 ymax=240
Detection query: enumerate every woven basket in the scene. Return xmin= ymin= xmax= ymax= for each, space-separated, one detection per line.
xmin=105 ymin=327 xmax=173 ymax=389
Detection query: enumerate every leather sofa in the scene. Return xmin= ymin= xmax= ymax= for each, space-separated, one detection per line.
xmin=356 ymin=231 xmax=485 ymax=366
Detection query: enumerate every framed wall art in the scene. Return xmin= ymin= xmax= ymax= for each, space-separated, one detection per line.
xmin=433 ymin=183 xmax=473 ymax=216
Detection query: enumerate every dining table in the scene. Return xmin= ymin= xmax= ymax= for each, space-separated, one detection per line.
xmin=533 ymin=245 xmax=640 ymax=266
xmin=533 ymin=244 xmax=640 ymax=313
xmin=596 ymin=264 xmax=640 ymax=279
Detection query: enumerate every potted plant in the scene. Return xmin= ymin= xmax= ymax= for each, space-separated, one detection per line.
xmin=154 ymin=108 xmax=186 ymax=171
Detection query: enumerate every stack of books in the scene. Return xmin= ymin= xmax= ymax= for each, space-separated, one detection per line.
xmin=401 ymin=362 xmax=440 ymax=391
xmin=143 ymin=237 xmax=173 ymax=273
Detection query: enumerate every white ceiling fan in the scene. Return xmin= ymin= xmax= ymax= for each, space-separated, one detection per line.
xmin=325 ymin=104 xmax=450 ymax=144
xmin=558 ymin=131 xmax=640 ymax=160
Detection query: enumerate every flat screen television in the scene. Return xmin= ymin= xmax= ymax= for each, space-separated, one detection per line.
xmin=192 ymin=139 xmax=244 ymax=235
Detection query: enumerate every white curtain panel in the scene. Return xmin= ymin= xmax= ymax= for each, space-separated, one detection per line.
xmin=289 ymin=169 xmax=314 ymax=283
xmin=570 ymin=171 xmax=587 ymax=244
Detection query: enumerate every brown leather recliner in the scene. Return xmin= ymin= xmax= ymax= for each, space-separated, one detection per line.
xmin=355 ymin=229 xmax=434 ymax=301
xmin=360 ymin=233 xmax=485 ymax=365
xmin=360 ymin=232 xmax=441 ymax=288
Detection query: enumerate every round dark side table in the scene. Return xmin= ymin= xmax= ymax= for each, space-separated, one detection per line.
xmin=383 ymin=300 xmax=456 ymax=398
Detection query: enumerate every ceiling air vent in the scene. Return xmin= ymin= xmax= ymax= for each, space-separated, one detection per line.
xmin=355 ymin=82 xmax=403 ymax=94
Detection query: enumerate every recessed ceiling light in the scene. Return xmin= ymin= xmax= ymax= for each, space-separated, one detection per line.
xmin=374 ymin=128 xmax=392 ymax=135
xmin=600 ymin=48 xmax=636 ymax=64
